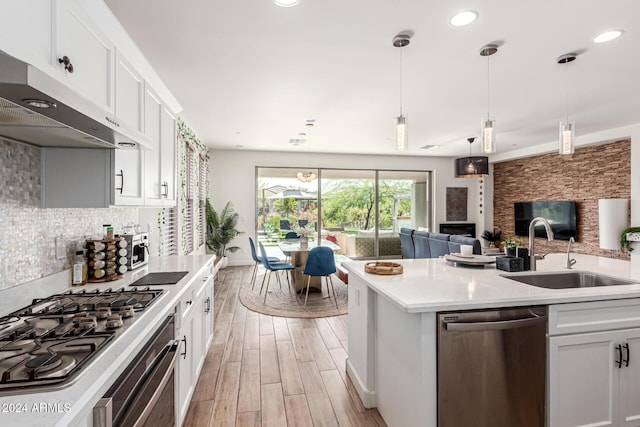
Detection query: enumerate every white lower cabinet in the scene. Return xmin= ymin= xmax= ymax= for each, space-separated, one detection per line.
xmin=548 ymin=300 xmax=640 ymax=427
xmin=176 ymin=308 xmax=195 ymax=425
xmin=175 ymin=261 xmax=215 ymax=426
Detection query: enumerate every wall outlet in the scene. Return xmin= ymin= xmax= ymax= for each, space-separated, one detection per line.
xmin=55 ymin=236 xmax=66 ymax=260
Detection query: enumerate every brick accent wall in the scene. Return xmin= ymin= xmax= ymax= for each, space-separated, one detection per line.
xmin=493 ymin=140 xmax=631 ymax=260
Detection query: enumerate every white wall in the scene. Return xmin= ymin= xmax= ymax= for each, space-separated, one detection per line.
xmin=209 ymin=150 xmax=481 ymax=265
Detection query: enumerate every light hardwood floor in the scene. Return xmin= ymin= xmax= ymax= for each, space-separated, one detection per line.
xmin=183 ymin=266 xmax=386 ymax=427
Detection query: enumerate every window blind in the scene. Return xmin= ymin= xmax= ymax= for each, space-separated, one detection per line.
xmin=184 ymin=144 xmax=195 ymax=254
xmin=198 ymin=154 xmax=207 ymax=247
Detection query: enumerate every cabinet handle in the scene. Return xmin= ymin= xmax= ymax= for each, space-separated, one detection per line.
xmin=58 ymin=55 xmax=74 ymax=73
xmin=180 ymin=335 xmax=187 ymax=359
xmin=205 ymin=297 xmax=211 ymax=314
xmin=623 ymin=343 xmax=630 ymax=367
xmin=162 ymin=181 xmax=169 ymax=198
xmin=116 ymin=169 xmax=124 ymax=194
xmin=186 ymin=300 xmax=192 ymax=306
xmin=616 ymin=344 xmax=623 ymax=368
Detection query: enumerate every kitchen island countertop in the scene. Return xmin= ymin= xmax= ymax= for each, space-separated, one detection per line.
xmin=343 ymin=253 xmax=640 ymax=313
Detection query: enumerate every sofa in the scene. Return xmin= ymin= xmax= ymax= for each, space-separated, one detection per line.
xmin=400 ymin=227 xmax=482 ymax=259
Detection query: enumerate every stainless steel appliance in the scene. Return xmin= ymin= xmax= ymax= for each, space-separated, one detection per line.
xmin=437 ymin=306 xmax=547 ymax=427
xmin=0 ymin=287 xmax=163 ymax=394
xmin=121 ymin=232 xmax=149 ymax=270
xmin=94 ymin=314 xmax=178 ymax=427
xmin=0 ymin=51 xmax=149 ymax=149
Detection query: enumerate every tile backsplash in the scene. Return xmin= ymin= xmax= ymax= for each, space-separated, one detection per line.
xmin=0 ymin=138 xmax=138 ymax=290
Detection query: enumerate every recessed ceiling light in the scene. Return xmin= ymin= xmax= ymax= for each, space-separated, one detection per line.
xmin=273 ymin=0 xmax=300 ymax=7
xmin=594 ymin=30 xmax=624 ymax=43
xmin=450 ymin=11 xmax=478 ymax=27
xmin=421 ymin=144 xmax=440 ymax=150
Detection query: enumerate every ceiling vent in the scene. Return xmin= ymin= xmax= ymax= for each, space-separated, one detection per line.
xmin=288 ymin=138 xmax=307 ymax=146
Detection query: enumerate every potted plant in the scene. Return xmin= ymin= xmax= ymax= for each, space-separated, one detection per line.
xmin=206 ymin=200 xmax=243 ymax=268
xmin=481 ymin=229 xmax=502 ymax=248
xmin=502 ymin=235 xmax=517 ymax=256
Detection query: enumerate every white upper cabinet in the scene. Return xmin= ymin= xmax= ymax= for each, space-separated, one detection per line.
xmin=53 ymin=0 xmax=115 ymax=113
xmin=0 ymin=3 xmax=52 ymax=71
xmin=160 ymin=106 xmax=177 ymax=204
xmin=144 ymin=86 xmax=163 ymax=204
xmin=114 ymin=146 xmax=144 ymax=206
xmin=115 ymin=51 xmax=144 ymax=133
xmin=144 ymin=84 xmax=177 ymax=207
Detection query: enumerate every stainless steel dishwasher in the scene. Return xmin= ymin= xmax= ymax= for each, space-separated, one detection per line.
xmin=437 ymin=306 xmax=547 ymax=427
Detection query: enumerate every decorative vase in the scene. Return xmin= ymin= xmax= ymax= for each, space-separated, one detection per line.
xmin=300 ymin=237 xmax=309 ymax=249
xmin=505 ymin=247 xmax=516 ymax=257
xmin=219 ymin=256 xmax=229 ymax=269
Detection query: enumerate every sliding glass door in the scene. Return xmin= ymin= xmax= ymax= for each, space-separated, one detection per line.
xmin=256 ymin=167 xmax=431 ymax=260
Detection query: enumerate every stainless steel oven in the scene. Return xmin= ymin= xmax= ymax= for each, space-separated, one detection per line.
xmin=93 ymin=314 xmax=179 ymax=427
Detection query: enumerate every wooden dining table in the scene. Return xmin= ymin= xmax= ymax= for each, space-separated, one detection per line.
xmin=277 ymin=240 xmax=341 ymax=293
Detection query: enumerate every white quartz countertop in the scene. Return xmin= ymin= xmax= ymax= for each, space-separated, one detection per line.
xmin=343 ymin=253 xmax=640 ymax=313
xmin=0 ymin=254 xmax=215 ymax=427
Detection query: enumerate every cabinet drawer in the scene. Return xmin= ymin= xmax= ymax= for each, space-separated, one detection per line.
xmin=549 ymin=298 xmax=640 ymax=335
xmin=177 ymin=288 xmax=195 ymax=327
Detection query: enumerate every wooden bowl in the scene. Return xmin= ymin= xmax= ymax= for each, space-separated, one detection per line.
xmin=364 ymin=261 xmax=403 ymax=275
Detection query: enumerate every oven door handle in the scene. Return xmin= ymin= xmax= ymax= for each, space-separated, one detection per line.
xmin=117 ymin=339 xmax=180 ymax=427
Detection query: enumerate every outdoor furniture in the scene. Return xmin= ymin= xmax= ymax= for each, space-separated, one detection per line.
xmin=302 ymin=246 xmax=338 ymax=308
xmin=279 ymin=219 xmax=292 ymax=230
xmin=258 ymin=242 xmax=295 ymax=302
xmin=298 ymin=219 xmax=309 ymax=228
xmin=248 ymin=237 xmax=281 ymax=291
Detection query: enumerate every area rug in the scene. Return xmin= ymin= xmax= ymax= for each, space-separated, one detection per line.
xmin=238 ymin=274 xmax=348 ymax=318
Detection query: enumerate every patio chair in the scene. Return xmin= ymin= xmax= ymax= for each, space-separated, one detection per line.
xmin=280 ymin=219 xmax=292 ymax=231
xmin=298 ymin=219 xmax=309 ymax=228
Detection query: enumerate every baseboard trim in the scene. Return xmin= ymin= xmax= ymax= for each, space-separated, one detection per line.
xmin=346 ymin=357 xmax=377 ymax=408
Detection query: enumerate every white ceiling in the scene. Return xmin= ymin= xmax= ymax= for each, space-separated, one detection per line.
xmin=105 ymin=0 xmax=640 ymax=158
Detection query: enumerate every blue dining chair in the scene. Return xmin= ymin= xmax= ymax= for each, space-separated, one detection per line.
xmin=259 ymin=242 xmax=296 ymax=302
xmin=248 ymin=237 xmax=281 ymax=291
xmin=302 ymin=246 xmax=338 ymax=308
xmin=282 ymin=231 xmax=298 ymax=262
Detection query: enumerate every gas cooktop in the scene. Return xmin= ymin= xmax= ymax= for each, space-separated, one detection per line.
xmin=0 ymin=287 xmax=164 ymax=394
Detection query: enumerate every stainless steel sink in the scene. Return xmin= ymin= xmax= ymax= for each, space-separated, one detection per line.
xmin=500 ymin=271 xmax=640 ymax=289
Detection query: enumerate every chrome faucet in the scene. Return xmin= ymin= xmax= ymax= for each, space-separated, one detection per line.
xmin=528 ymin=217 xmax=554 ymax=271
xmin=566 ymin=237 xmax=577 ymax=269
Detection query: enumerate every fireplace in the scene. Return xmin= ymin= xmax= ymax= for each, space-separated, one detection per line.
xmin=439 ymin=223 xmax=476 ymax=238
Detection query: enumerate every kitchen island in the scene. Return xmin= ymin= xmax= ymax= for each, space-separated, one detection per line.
xmin=0 ymin=254 xmax=216 ymax=427
xmin=343 ymin=254 xmax=640 ymax=427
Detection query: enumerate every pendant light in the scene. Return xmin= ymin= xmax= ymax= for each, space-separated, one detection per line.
xmin=480 ymin=44 xmax=498 ymax=154
xmin=393 ymin=34 xmax=411 ymax=151
xmin=455 ymin=137 xmax=489 ymax=178
xmin=558 ymin=53 xmax=577 ymax=155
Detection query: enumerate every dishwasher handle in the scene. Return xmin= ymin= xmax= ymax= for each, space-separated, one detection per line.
xmin=444 ymin=314 xmax=547 ymax=332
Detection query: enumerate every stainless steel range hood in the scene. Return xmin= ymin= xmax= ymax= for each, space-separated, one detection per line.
xmin=0 ymin=51 xmax=147 ymax=149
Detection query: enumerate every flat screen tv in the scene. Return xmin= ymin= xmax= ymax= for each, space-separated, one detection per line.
xmin=514 ymin=201 xmax=577 ymax=241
